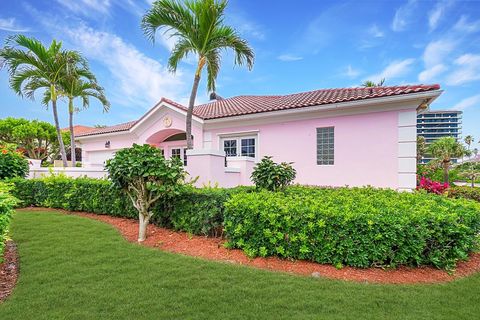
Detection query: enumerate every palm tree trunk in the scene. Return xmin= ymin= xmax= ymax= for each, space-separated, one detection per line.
xmin=186 ymin=73 xmax=201 ymax=149
xmin=68 ymin=98 xmax=76 ymax=167
xmin=443 ymin=161 xmax=450 ymax=184
xmin=52 ymin=99 xmax=68 ymax=167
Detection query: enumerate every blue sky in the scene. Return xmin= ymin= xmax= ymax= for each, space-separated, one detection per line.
xmin=0 ymin=0 xmax=479 ymax=139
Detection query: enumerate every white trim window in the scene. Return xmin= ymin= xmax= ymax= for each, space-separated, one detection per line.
xmin=171 ymin=147 xmax=188 ymax=166
xmin=221 ymin=135 xmax=257 ymax=159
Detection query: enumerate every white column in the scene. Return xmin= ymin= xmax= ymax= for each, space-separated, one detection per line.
xmin=397 ymin=110 xmax=417 ymax=191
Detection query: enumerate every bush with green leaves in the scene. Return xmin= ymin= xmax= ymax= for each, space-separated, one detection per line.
xmin=0 ymin=182 xmax=17 ymax=261
xmin=448 ymin=186 xmax=480 ymax=202
xmin=224 ymin=186 xmax=480 ymax=270
xmin=0 ymin=146 xmax=29 ymax=180
xmin=105 ymin=144 xmax=186 ymax=241
xmin=251 ymin=156 xmax=296 ymax=191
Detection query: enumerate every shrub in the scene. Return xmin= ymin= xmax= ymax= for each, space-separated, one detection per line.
xmin=9 ymin=176 xmax=137 ymax=218
xmin=106 ymin=144 xmax=186 ymax=241
xmin=0 ymin=147 xmax=29 ymax=180
xmin=224 ymin=186 xmax=480 ymax=270
xmin=417 ymin=177 xmax=449 ymax=194
xmin=0 ymin=182 xmax=17 ymax=261
xmin=251 ymin=156 xmax=296 ymax=191
xmin=448 ymin=186 xmax=480 ymax=202
xmin=155 ymin=186 xmax=253 ymax=237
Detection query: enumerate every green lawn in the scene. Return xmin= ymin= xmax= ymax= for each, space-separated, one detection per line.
xmin=1 ymin=210 xmax=479 ymax=320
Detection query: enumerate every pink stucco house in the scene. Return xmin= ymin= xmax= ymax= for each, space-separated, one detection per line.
xmin=76 ymin=84 xmax=442 ymax=191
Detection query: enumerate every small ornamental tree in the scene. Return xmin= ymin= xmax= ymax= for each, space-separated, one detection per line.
xmin=106 ymin=144 xmax=186 ymax=241
xmin=0 ymin=146 xmax=29 ymax=179
xmin=251 ymin=156 xmax=296 ymax=191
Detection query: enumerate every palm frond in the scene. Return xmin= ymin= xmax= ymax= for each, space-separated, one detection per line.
xmin=168 ymin=38 xmax=194 ymax=72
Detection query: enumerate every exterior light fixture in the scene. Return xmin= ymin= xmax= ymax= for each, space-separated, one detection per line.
xmin=105 ymin=141 xmax=110 ymax=148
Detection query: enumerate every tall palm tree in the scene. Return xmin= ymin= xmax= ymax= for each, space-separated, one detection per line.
xmin=44 ymin=79 xmax=110 ymax=166
xmin=0 ymin=35 xmax=84 ymax=166
xmin=141 ymin=0 xmax=254 ymax=149
xmin=428 ymin=137 xmax=469 ymax=184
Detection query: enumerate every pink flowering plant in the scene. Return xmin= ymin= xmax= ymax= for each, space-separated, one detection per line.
xmin=417 ymin=177 xmax=449 ymax=195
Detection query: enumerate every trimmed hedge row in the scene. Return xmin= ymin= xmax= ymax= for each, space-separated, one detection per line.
xmin=449 ymin=186 xmax=480 ymax=202
xmin=0 ymin=182 xmax=17 ymax=260
xmin=224 ymin=187 xmax=480 ymax=270
xmin=9 ymin=176 xmax=251 ymax=237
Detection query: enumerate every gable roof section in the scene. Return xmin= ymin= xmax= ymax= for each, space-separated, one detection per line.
xmin=76 ymin=84 xmax=440 ymax=137
xmin=194 ymin=84 xmax=441 ymax=120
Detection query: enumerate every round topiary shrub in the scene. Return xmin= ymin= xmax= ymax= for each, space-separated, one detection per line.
xmin=0 ymin=147 xmax=29 ymax=180
xmin=251 ymin=156 xmax=296 ymax=191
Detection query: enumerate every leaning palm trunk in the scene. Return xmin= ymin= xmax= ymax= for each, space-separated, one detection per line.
xmin=68 ymin=98 xmax=76 ymax=167
xmin=186 ymin=72 xmax=202 ymax=149
xmin=443 ymin=161 xmax=450 ymax=184
xmin=52 ymin=99 xmax=68 ymax=167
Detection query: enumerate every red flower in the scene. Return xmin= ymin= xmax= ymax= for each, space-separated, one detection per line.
xmin=417 ymin=177 xmax=449 ymax=195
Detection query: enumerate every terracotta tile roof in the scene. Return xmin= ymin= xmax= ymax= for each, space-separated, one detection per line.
xmin=194 ymin=84 xmax=441 ymax=120
xmin=76 ymin=84 xmax=440 ymax=137
xmin=62 ymin=125 xmax=96 ymax=135
xmin=76 ymin=121 xmax=137 ymax=137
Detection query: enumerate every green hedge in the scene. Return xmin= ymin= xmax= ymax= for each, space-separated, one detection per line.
xmin=0 ymin=182 xmax=17 ymax=261
xmin=9 ymin=176 xmax=252 ymax=237
xmin=224 ymin=187 xmax=480 ymax=270
xmin=449 ymin=186 xmax=480 ymax=202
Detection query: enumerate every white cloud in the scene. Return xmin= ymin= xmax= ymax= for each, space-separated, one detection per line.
xmin=229 ymin=13 xmax=265 ymax=41
xmin=368 ymin=24 xmax=384 ymax=38
xmin=342 ymin=65 xmax=361 ymax=78
xmin=61 ymin=24 xmax=187 ymax=107
xmin=428 ymin=0 xmax=454 ymax=32
xmin=54 ymin=0 xmax=111 ymax=15
xmin=392 ymin=0 xmax=417 ymax=32
xmin=366 ymin=59 xmax=415 ymax=83
xmin=422 ymin=39 xmax=456 ymax=67
xmin=450 ymin=94 xmax=480 ymax=111
xmin=453 ymin=15 xmax=480 ymax=33
xmin=277 ymin=54 xmax=303 ymax=62
xmin=418 ymin=64 xmax=447 ymax=82
xmin=0 ymin=17 xmax=30 ymax=32
xmin=446 ymin=54 xmax=480 ymax=85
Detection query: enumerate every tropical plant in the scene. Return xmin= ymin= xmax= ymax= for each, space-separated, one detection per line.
xmin=361 ymin=78 xmax=385 ymax=87
xmin=45 ymin=78 xmax=110 ymax=166
xmin=417 ymin=135 xmax=426 ymax=163
xmin=0 ymin=117 xmax=59 ymax=161
xmin=417 ymin=177 xmax=449 ymax=195
xmin=0 ymin=35 xmax=87 ymax=166
xmin=105 ymin=144 xmax=186 ymax=241
xmin=428 ymin=137 xmax=469 ymax=184
xmin=251 ymin=156 xmax=296 ymax=191
xmin=0 ymin=145 xmax=29 ymax=179
xmin=141 ymin=0 xmax=254 ymax=149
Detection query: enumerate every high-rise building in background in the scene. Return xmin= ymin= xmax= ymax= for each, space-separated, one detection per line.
xmin=417 ymin=110 xmax=463 ymax=164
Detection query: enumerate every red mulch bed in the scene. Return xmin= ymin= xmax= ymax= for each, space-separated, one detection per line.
xmin=0 ymin=241 xmax=19 ymax=302
xmin=19 ymin=208 xmax=480 ymax=284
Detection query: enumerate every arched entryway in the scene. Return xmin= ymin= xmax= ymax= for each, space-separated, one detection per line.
xmin=145 ymin=129 xmax=193 ymax=166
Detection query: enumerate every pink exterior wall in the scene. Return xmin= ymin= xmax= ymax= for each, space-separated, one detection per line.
xmin=207 ymin=110 xmax=399 ymax=188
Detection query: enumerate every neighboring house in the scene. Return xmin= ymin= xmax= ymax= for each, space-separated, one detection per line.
xmin=76 ymin=84 xmax=442 ymax=191
xmin=417 ymin=110 xmax=463 ymax=164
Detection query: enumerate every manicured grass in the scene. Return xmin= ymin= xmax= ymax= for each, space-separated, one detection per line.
xmin=1 ymin=211 xmax=479 ymax=319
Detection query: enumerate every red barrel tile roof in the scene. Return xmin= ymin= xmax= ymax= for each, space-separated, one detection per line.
xmin=77 ymin=84 xmax=440 ymax=137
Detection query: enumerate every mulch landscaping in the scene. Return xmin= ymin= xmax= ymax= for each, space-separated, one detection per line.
xmin=0 ymin=241 xmax=19 ymax=303
xmin=18 ymin=208 xmax=480 ymax=284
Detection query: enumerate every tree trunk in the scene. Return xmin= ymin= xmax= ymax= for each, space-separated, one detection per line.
xmin=186 ymin=74 xmax=201 ymax=149
xmin=472 ymin=179 xmax=475 ymax=188
xmin=52 ymin=99 xmax=68 ymax=167
xmin=443 ymin=161 xmax=450 ymax=184
xmin=68 ymin=98 xmax=76 ymax=167
xmin=138 ymin=212 xmax=150 ymax=242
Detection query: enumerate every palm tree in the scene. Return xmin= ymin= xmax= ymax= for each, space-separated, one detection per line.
xmin=0 ymin=35 xmax=84 ymax=166
xmin=141 ymin=0 xmax=254 ymax=149
xmin=417 ymin=135 xmax=426 ymax=163
xmin=362 ymin=78 xmax=385 ymax=87
xmin=44 ymin=79 xmax=110 ymax=166
xmin=428 ymin=137 xmax=469 ymax=184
